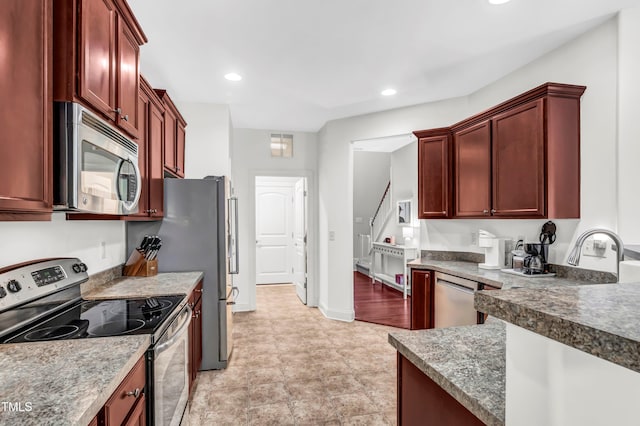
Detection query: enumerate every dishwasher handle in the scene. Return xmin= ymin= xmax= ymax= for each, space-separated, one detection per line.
xmin=436 ymin=279 xmax=475 ymax=295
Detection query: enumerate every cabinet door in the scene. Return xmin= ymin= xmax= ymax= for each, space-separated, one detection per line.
xmin=78 ymin=0 xmax=117 ymax=120
xmin=194 ymin=296 xmax=203 ymax=376
xmin=492 ymin=99 xmax=545 ymax=217
xmin=410 ymin=270 xmax=432 ymax=330
xmin=398 ymin=354 xmax=485 ymax=426
xmin=164 ymin=108 xmax=177 ymax=173
xmin=0 ymin=0 xmax=52 ymax=220
xmin=122 ymin=394 xmax=145 ymax=426
xmin=176 ymin=123 xmax=186 ymax=178
xmin=129 ymin=89 xmax=149 ymax=218
xmin=116 ymin=17 xmax=140 ymax=138
xmin=418 ymin=135 xmax=450 ymax=218
xmin=453 ymin=121 xmax=491 ymax=217
xmin=149 ymin=103 xmax=165 ymax=218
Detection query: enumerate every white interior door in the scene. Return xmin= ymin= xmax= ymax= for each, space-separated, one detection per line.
xmin=255 ymin=183 xmax=294 ymax=284
xmin=293 ymin=178 xmax=307 ymax=304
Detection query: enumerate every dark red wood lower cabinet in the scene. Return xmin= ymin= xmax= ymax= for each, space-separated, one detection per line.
xmin=398 ymin=353 xmax=484 ymax=426
xmin=410 ymin=270 xmax=432 ymax=330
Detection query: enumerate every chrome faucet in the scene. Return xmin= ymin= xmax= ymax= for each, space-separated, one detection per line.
xmin=567 ymin=228 xmax=624 ymax=282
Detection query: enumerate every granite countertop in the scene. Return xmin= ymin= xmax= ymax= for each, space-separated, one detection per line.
xmin=408 ymin=259 xmax=602 ymax=289
xmin=83 ymin=271 xmax=204 ymax=300
xmin=389 ymin=319 xmax=506 ymax=426
xmin=0 ymin=335 xmax=149 ymax=426
xmin=476 ymin=284 xmax=640 ymax=373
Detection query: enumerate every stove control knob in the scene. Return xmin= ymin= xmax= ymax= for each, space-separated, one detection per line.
xmin=72 ymin=263 xmax=87 ymax=273
xmin=7 ymin=280 xmax=21 ymax=293
xmin=0 ymin=287 xmax=6 ymax=298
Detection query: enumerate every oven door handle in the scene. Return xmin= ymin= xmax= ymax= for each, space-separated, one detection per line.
xmin=155 ymin=305 xmax=192 ymax=355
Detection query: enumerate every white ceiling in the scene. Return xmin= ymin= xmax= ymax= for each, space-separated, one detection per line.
xmin=129 ymin=0 xmax=640 ymax=132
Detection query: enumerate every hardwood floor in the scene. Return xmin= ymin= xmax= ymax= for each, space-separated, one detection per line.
xmin=354 ymin=271 xmax=410 ymax=329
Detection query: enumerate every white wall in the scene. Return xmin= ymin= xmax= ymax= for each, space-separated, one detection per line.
xmin=389 ymin=142 xmax=419 ymax=247
xmin=177 ymin=102 xmax=232 ymax=178
xmin=317 ymin=16 xmax=625 ymax=320
xmin=231 ymin=128 xmax=318 ymax=311
xmin=352 ymin=151 xmax=391 ymax=261
xmin=0 ymin=214 xmax=125 ymax=273
xmin=617 ymin=7 xmax=640 ymax=244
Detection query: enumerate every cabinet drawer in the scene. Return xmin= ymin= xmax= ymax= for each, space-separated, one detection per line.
xmin=104 ymin=356 xmax=146 ymax=426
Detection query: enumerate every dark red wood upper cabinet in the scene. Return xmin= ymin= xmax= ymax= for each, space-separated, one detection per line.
xmin=410 ymin=270 xmax=432 ymax=330
xmin=148 ymin=99 xmax=165 ymax=218
xmin=116 ymin=17 xmax=140 ymax=138
xmin=415 ymin=129 xmax=451 ymax=219
xmin=176 ymin=123 xmax=186 ymax=178
xmin=154 ymin=89 xmax=187 ymax=178
xmin=492 ymin=99 xmax=545 ymax=218
xmin=163 ymin=107 xmax=177 ymax=173
xmin=0 ymin=0 xmax=53 ymax=221
xmin=54 ymin=0 xmax=146 ymax=138
xmin=453 ymin=121 xmax=492 ymax=218
xmin=129 ymin=83 xmax=149 ymax=219
xmin=78 ymin=0 xmax=117 ymax=121
xmin=414 ymin=82 xmax=585 ymax=220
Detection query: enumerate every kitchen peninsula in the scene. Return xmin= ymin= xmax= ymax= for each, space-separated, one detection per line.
xmin=390 ymin=258 xmax=640 ymax=425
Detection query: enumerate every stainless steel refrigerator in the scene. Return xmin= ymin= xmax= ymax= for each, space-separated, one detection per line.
xmin=127 ymin=176 xmax=239 ymax=370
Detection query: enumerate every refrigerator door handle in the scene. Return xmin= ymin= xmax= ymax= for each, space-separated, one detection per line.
xmin=228 ymin=197 xmax=240 ymax=274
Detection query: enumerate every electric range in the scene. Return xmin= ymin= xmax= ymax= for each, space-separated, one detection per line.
xmin=0 ymin=258 xmax=186 ymax=344
xmin=0 ymin=258 xmax=192 ymax=426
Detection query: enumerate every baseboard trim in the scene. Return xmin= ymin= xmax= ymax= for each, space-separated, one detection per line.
xmin=319 ymin=302 xmax=354 ymax=322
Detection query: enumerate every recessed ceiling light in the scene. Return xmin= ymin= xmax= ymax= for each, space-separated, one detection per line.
xmin=225 ymin=72 xmax=242 ymax=81
xmin=488 ymin=0 xmax=511 ymax=4
xmin=381 ymin=88 xmax=397 ymax=96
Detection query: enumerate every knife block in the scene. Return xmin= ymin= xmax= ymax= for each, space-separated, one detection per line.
xmin=123 ymin=250 xmax=158 ymax=277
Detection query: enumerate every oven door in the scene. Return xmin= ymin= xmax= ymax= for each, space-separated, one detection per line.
xmin=152 ymin=304 xmax=191 ymax=426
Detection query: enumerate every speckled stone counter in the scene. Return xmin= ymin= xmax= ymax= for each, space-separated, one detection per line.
xmin=389 ymin=319 xmax=506 ymax=426
xmin=0 ymin=335 xmax=149 ymax=426
xmin=408 ymin=259 xmax=607 ymax=289
xmin=83 ymin=271 xmax=204 ymax=300
xmin=476 ymin=284 xmax=640 ymax=373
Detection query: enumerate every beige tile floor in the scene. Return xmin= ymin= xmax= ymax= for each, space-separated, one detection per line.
xmin=188 ymin=284 xmax=398 ymax=425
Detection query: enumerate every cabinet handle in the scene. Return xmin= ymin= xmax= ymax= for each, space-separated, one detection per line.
xmin=176 ymin=167 xmax=181 ymax=172
xmin=195 ymin=311 xmax=200 ymax=318
xmin=442 ymin=211 xmax=446 ymax=215
xmin=144 ymin=209 xmax=152 ymax=213
xmin=122 ymin=114 xmax=129 ymax=122
xmin=125 ymin=388 xmax=141 ymax=398
xmin=113 ymin=107 xmax=122 ymax=115
xmin=195 ymin=288 xmax=203 ymax=293
xmin=483 ymin=209 xmax=489 ymax=214
xmin=227 ymin=301 xmax=236 ymax=305
xmin=491 ymin=209 xmax=496 ymax=214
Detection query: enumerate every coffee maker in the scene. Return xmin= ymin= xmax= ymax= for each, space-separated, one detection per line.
xmin=523 ymin=243 xmax=549 ymax=274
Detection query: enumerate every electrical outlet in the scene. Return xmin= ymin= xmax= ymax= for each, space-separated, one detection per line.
xmin=583 ymin=238 xmax=606 ymax=258
xmin=471 ymin=232 xmax=478 ymax=245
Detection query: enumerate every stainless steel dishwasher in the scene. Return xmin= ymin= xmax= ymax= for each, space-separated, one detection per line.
xmin=433 ymin=272 xmax=479 ymax=328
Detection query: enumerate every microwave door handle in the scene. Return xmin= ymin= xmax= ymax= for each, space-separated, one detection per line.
xmin=130 ymin=155 xmax=142 ymax=210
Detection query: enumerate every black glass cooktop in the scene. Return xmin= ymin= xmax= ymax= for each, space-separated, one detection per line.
xmin=2 ymin=295 xmax=185 ymax=344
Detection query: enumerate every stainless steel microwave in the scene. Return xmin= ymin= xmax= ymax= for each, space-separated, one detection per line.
xmin=54 ymin=102 xmax=141 ymax=215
